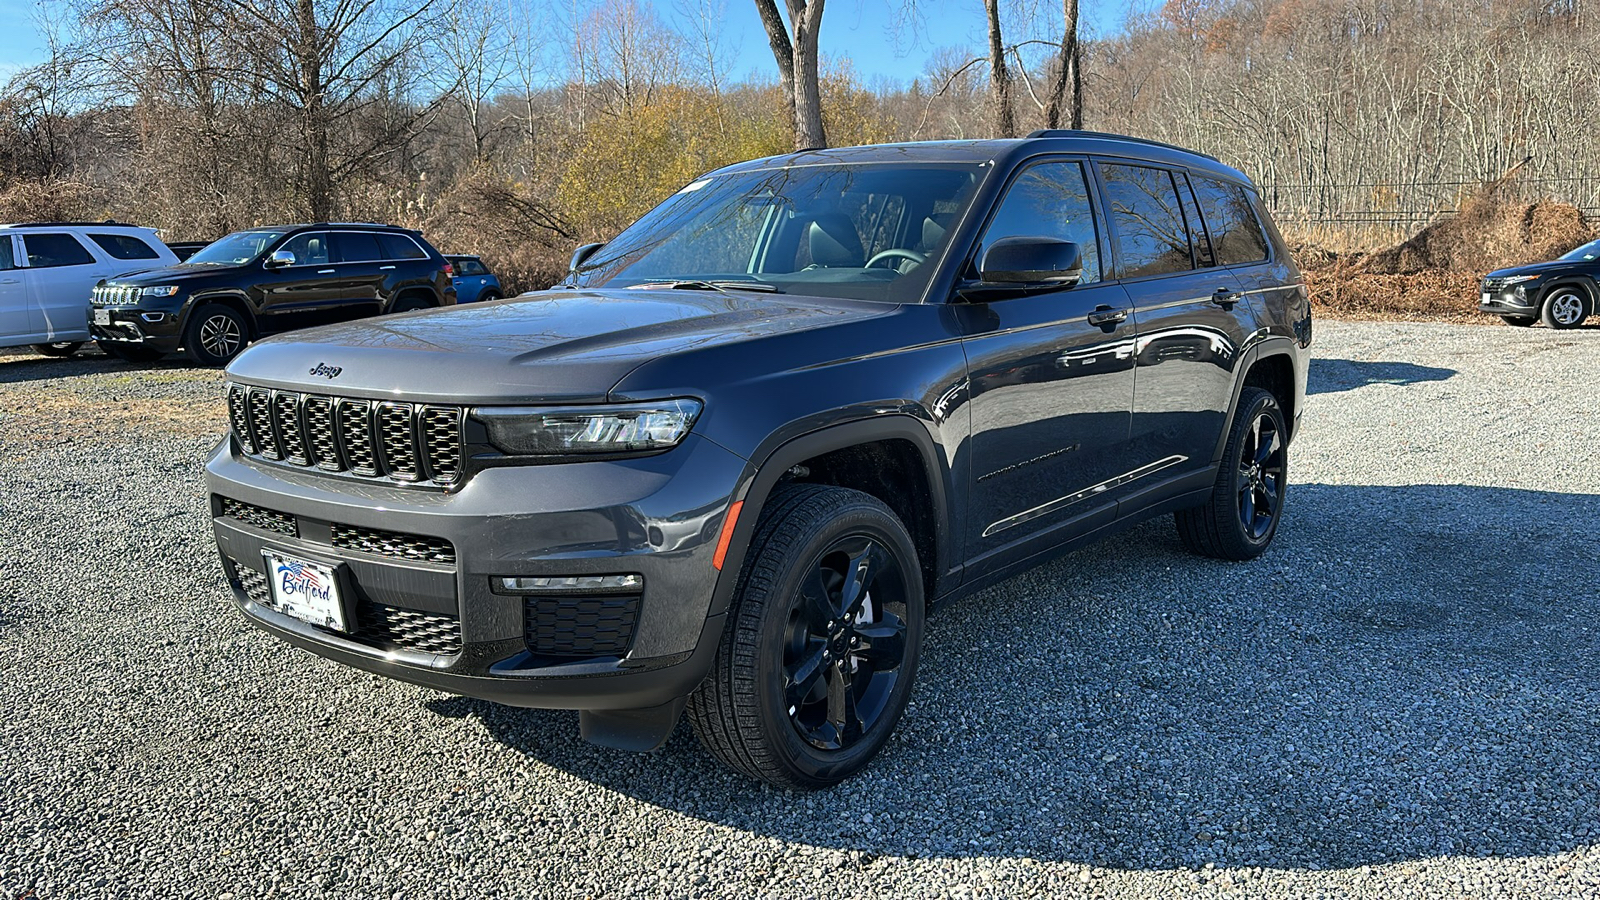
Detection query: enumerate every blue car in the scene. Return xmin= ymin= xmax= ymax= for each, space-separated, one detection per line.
xmin=448 ymin=255 xmax=503 ymax=303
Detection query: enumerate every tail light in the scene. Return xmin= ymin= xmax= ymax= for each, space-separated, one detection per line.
xmin=442 ymin=261 xmax=454 ymax=276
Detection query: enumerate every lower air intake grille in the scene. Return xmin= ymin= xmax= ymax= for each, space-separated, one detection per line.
xmin=330 ymin=524 xmax=456 ymax=565
xmin=524 ymin=594 xmax=640 ymax=658
xmin=219 ymin=497 xmax=298 ymax=537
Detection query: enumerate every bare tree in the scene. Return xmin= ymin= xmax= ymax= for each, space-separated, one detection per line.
xmin=433 ymin=0 xmax=512 ymax=165
xmin=1043 ymin=0 xmax=1082 ymax=129
xmin=983 ymin=0 xmax=1015 ymax=137
xmin=752 ymin=0 xmax=827 ymax=149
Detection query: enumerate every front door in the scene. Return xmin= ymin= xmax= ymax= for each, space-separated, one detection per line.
xmin=1095 ymin=161 xmax=1256 ymax=483
xmin=0 ymin=235 xmax=33 ymax=341
xmin=255 ymin=232 xmax=352 ymax=334
xmin=959 ymin=158 xmax=1136 ymax=564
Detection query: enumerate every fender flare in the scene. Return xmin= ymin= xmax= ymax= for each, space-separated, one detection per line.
xmin=179 ymin=291 xmax=258 ymax=339
xmin=1210 ymin=335 xmax=1301 ymax=467
xmin=1536 ymin=276 xmax=1598 ymax=310
xmin=705 ymin=414 xmax=956 ymax=618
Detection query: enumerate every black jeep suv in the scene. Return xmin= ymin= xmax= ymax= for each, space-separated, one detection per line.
xmin=91 ymin=223 xmax=456 ymax=365
xmin=1479 ymin=237 xmax=1599 ymax=328
xmin=206 ymin=132 xmax=1310 ymax=788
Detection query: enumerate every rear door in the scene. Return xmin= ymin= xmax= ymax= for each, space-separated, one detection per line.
xmin=1095 ymin=160 xmax=1254 ymax=490
xmin=958 ymin=157 xmax=1137 ymax=565
xmin=19 ymin=232 xmax=110 ymax=340
xmin=329 ymin=231 xmax=386 ymax=320
xmin=0 ymin=234 xmax=34 ymax=341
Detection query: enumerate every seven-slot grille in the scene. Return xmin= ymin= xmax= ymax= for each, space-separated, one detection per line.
xmin=226 ymin=384 xmax=463 ymax=485
xmin=92 ymin=284 xmax=142 ymax=305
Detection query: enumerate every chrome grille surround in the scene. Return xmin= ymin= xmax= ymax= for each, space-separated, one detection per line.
xmin=225 ymin=384 xmax=466 ymax=487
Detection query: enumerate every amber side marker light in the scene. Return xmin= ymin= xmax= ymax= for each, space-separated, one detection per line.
xmin=712 ymin=500 xmax=743 ymax=570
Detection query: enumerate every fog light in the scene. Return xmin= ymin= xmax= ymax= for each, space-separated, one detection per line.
xmin=141 ymin=312 xmax=167 ymax=323
xmin=1514 ymin=285 xmax=1527 ymax=300
xmin=496 ymin=574 xmax=643 ymax=593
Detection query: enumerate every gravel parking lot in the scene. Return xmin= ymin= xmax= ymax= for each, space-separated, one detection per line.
xmin=3 ymin=320 xmax=1598 ymax=899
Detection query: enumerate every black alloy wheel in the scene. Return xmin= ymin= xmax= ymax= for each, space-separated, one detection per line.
xmin=689 ymin=485 xmax=925 ymax=789
xmin=782 ymin=534 xmax=911 ymax=752
xmin=1175 ymin=387 xmax=1288 ymax=561
xmin=185 ymin=304 xmax=249 ymax=366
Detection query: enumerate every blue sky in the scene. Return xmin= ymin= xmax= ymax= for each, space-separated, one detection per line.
xmin=0 ymin=0 xmax=1136 ymax=86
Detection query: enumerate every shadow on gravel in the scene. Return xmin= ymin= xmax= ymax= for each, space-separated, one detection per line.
xmin=1308 ymin=358 xmax=1456 ymax=394
xmin=442 ymin=482 xmax=1600 ymax=872
xmin=0 ymin=349 xmax=198 ymax=384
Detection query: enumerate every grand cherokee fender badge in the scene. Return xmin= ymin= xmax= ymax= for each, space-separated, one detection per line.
xmin=309 ymin=363 xmax=343 ymax=379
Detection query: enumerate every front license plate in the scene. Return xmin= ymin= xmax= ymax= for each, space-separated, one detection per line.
xmin=93 ymin=308 xmax=111 ymax=326
xmin=262 ymin=552 xmax=347 ymax=631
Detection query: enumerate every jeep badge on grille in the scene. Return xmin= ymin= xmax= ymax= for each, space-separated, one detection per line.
xmin=309 ymin=363 xmax=343 ymax=379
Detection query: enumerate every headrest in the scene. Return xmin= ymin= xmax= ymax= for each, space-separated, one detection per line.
xmin=808 ymin=213 xmax=864 ymax=268
xmin=921 ymin=213 xmax=954 ymax=250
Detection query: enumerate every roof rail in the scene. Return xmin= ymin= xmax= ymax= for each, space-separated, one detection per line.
xmin=309 ymin=221 xmax=399 ymax=228
xmin=2 ymin=220 xmax=139 ymax=228
xmin=1024 ymin=129 xmax=1222 ymax=163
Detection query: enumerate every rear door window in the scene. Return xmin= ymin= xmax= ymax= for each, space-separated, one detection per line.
xmin=378 ymin=233 xmax=427 ymax=260
xmin=460 ymin=259 xmax=486 ymax=276
xmin=334 ymin=232 xmax=383 ymax=263
xmin=0 ymin=236 xmax=15 ymax=270
xmin=1190 ymin=176 xmax=1270 ymax=266
xmin=89 ymin=233 xmax=161 ymax=260
xmin=1097 ymin=163 xmax=1195 ymax=278
xmin=976 ymin=160 xmax=1102 ymax=283
xmin=23 ymin=233 xmax=96 ymax=268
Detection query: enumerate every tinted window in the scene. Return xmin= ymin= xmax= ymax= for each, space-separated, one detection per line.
xmin=1176 ymin=175 xmax=1213 ymax=267
xmin=278 ymin=232 xmax=331 ymax=266
xmin=380 ymin=233 xmax=427 ymax=260
xmin=89 ymin=233 xmax=160 ymax=260
xmin=976 ymin=160 xmax=1102 ymax=284
xmin=187 ymin=230 xmax=286 ymax=265
xmin=0 ymin=237 xmax=14 ymax=270
xmin=1098 ymin=163 xmax=1194 ymax=278
xmin=460 ymin=259 xmax=487 ymax=276
xmin=1191 ymin=176 xmax=1269 ymax=266
xmin=334 ymin=232 xmax=383 ymax=263
xmin=23 ymin=233 xmax=96 ymax=268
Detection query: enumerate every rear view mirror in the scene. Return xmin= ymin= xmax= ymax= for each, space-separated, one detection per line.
xmin=266 ymin=249 xmax=296 ymax=268
xmin=569 ymin=242 xmax=605 ymax=273
xmin=979 ymin=236 xmax=1083 ymax=286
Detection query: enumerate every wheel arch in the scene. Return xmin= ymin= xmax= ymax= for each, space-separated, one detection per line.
xmin=1537 ymin=276 xmax=1597 ymax=306
xmin=181 ymin=291 xmax=257 ymax=338
xmin=1211 ymin=338 xmax=1302 ymax=466
xmin=709 ymin=415 xmax=955 ymax=619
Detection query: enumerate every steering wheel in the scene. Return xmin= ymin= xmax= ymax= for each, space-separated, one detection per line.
xmin=865 ymin=248 xmax=927 ymax=271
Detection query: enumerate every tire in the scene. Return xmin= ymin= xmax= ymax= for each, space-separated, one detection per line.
xmin=183 ymin=303 xmax=250 ymax=366
xmin=31 ymin=342 xmax=82 ymax=357
xmin=391 ymin=294 xmax=434 ymax=313
xmin=480 ymin=291 xmax=502 ymax=303
xmin=687 ymin=485 xmax=925 ymax=790
xmin=1499 ymin=315 xmax=1536 ymax=327
xmin=1175 ymin=387 xmax=1288 ymax=561
xmin=1540 ymin=285 xmax=1592 ymax=329
xmin=96 ymin=341 xmax=166 ymax=363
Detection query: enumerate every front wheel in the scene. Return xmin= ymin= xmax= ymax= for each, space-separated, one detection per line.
xmin=31 ymin=342 xmax=82 ymax=357
xmin=184 ymin=303 xmax=250 ymax=366
xmin=1175 ymin=387 xmax=1288 ymax=561
xmin=1541 ymin=286 xmax=1592 ymax=329
xmin=688 ymin=485 xmax=925 ymax=789
xmin=1499 ymin=315 xmax=1536 ymax=327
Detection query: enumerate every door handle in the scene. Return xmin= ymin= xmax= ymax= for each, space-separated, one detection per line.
xmin=1211 ymin=288 xmax=1238 ymax=310
xmin=0 ymin=277 xmax=19 ymax=284
xmin=317 ymin=268 xmax=336 ymax=274
xmin=379 ymin=265 xmax=395 ymax=270
xmin=1086 ymin=305 xmax=1129 ymax=327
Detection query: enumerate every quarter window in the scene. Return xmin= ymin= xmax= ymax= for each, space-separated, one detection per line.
xmin=1098 ymin=163 xmax=1194 ymax=278
xmin=977 ymin=160 xmax=1102 ymax=284
xmin=89 ymin=233 xmax=161 ymax=260
xmin=23 ymin=233 xmax=96 ymax=268
xmin=1190 ymin=176 xmax=1270 ymax=266
xmin=378 ymin=233 xmax=426 ymax=260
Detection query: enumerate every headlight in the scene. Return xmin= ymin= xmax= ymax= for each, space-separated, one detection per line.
xmin=140 ymin=285 xmax=180 ymax=297
xmin=1500 ymin=275 xmax=1540 ymax=285
xmin=473 ymin=399 xmax=702 ymax=457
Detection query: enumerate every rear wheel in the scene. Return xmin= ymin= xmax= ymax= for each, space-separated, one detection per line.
xmin=1175 ymin=387 xmax=1288 ymax=561
xmin=31 ymin=342 xmax=82 ymax=357
xmin=1541 ymin=286 xmax=1591 ymax=329
xmin=391 ymin=294 xmax=434 ymax=313
xmin=184 ymin=303 xmax=249 ymax=366
xmin=688 ymin=485 xmax=924 ymax=789
xmin=480 ymin=291 xmax=502 ymax=303
xmin=96 ymin=341 xmax=166 ymax=363
xmin=1499 ymin=315 xmax=1536 ymax=327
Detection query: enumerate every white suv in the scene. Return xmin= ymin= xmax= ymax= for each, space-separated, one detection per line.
xmin=1 ymin=222 xmax=181 ymax=357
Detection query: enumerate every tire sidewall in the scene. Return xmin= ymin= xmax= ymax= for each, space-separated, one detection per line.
xmin=1229 ymin=391 xmax=1288 ymax=552
xmin=184 ymin=303 xmax=249 ymax=366
xmin=1541 ymin=285 xmax=1592 ymax=329
xmin=746 ymin=499 xmax=925 ymax=786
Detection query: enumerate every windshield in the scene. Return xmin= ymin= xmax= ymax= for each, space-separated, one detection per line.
xmin=570 ymin=162 xmax=988 ymax=303
xmin=1560 ymin=239 xmax=1600 ymax=262
xmin=186 ymin=230 xmax=288 ymax=266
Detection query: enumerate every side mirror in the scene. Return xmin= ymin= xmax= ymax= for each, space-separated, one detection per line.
xmin=569 ymin=242 xmax=605 ymax=273
xmin=978 ymin=236 xmax=1083 ymax=286
xmin=266 ymin=249 xmax=296 ymax=268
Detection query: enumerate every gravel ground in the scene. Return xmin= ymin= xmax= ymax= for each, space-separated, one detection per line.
xmin=3 ymin=322 xmax=1598 ymax=899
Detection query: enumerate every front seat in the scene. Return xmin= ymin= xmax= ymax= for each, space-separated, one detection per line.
xmin=808 ymin=213 xmax=864 ymax=267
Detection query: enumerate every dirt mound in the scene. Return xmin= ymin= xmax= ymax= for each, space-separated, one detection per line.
xmin=1307 ymin=270 xmax=1484 ymax=323
xmin=1359 ymin=175 xmax=1592 ymax=275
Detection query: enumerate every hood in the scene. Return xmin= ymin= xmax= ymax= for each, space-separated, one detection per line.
xmin=107 ymin=262 xmax=244 ymax=286
xmin=1486 ymin=260 xmax=1586 ymax=279
xmin=224 ymin=288 xmax=891 ymax=403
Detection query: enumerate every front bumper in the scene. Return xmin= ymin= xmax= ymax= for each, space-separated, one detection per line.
xmin=90 ymin=304 xmax=184 ymax=350
xmin=1477 ymin=285 xmax=1539 ymax=317
xmin=206 ymin=432 xmax=745 ymax=712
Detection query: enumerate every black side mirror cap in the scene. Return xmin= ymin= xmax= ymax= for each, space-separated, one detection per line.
xmin=977 ymin=236 xmax=1083 ymax=286
xmin=569 ymin=242 xmax=605 ymax=274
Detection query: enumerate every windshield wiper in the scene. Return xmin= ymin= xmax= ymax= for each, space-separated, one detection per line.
xmin=628 ymin=280 xmax=784 ymax=295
